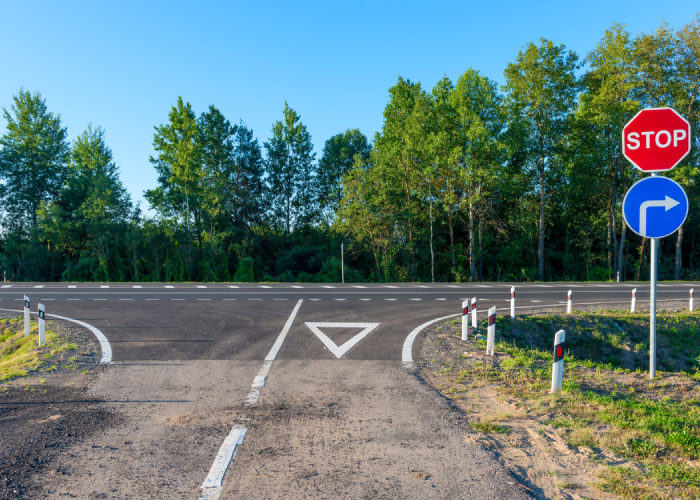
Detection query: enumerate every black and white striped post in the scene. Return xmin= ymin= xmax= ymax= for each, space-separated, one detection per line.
xmin=471 ymin=297 xmax=477 ymax=329
xmin=567 ymin=290 xmax=572 ymax=314
xmin=510 ymin=287 xmax=515 ymax=319
xmin=691 ymin=288 xmax=694 ymax=312
xmin=631 ymin=288 xmax=637 ymax=312
xmin=24 ymin=296 xmax=30 ymax=337
xmin=38 ymin=304 xmax=45 ymax=346
xmin=486 ymin=306 xmax=496 ymax=356
xmin=462 ymin=299 xmax=469 ymax=341
xmin=551 ymin=329 xmax=566 ymax=393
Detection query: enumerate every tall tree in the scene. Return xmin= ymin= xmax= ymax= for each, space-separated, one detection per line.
xmin=317 ymin=128 xmax=371 ymax=225
xmin=145 ymin=97 xmax=204 ymax=275
xmin=449 ymin=69 xmax=505 ymax=281
xmin=0 ymin=89 xmax=70 ymax=231
xmin=504 ymin=39 xmax=580 ymax=281
xmin=41 ymin=125 xmax=133 ymax=280
xmin=580 ymin=24 xmax=640 ymax=280
xmin=264 ymin=102 xmax=317 ymax=234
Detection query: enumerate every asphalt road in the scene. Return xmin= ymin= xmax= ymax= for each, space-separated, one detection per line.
xmin=2 ymin=281 xmax=696 ymax=362
xmin=3 ymin=281 xmax=697 ymax=498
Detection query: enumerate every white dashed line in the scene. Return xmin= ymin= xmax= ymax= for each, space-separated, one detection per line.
xmin=68 ymin=299 xmax=81 ymax=301
xmin=94 ymin=299 xmax=106 ymax=301
xmin=385 ymin=298 xmax=396 ymax=301
xmin=249 ymin=299 xmax=262 ymax=301
xmin=322 ymin=286 xmax=335 ymax=288
xmin=197 ymin=286 xmax=207 ymax=288
xmin=146 ymin=299 xmax=159 ymax=301
xmin=228 ymin=286 xmax=239 ymax=288
xmin=291 ymin=286 xmax=303 ymax=288
xmin=410 ymin=298 xmax=421 ymax=300
xmin=101 ymin=286 xmax=109 ymax=288
xmin=531 ymin=300 xmax=542 ymax=303
xmin=334 ymin=299 xmax=345 ymax=301
xmin=198 ymin=299 xmax=211 ymax=301
xmin=68 ymin=286 xmax=76 ymax=288
xmin=165 ymin=286 xmax=174 ymax=288
xmin=133 ymin=286 xmax=142 ymax=288
xmin=360 ymin=299 xmax=371 ymax=301
xmin=223 ymin=299 xmax=236 ymax=301
xmin=435 ymin=298 xmax=446 ymax=301
xmin=353 ymin=286 xmax=366 ymax=288
xmin=120 ymin=299 xmax=133 ymax=301
xmin=416 ymin=285 xmax=429 ymax=288
xmin=260 ymin=286 xmax=271 ymax=288
xmin=34 ymin=285 xmax=44 ymax=288
xmin=172 ymin=299 xmax=185 ymax=301
xmin=384 ymin=286 xmax=398 ymax=288
xmin=310 ymin=299 xmax=321 ymax=301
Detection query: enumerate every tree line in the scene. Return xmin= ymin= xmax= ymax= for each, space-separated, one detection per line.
xmin=0 ymin=18 xmax=698 ymax=283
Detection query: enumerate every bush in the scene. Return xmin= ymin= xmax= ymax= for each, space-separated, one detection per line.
xmin=233 ymin=257 xmax=255 ymax=282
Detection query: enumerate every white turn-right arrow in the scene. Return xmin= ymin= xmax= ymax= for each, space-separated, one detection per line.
xmin=639 ymin=196 xmax=680 ymax=237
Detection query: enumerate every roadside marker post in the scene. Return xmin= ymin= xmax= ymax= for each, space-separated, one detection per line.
xmin=510 ymin=287 xmax=515 ymax=319
xmin=622 ymin=107 xmax=691 ymax=380
xmin=631 ymin=288 xmax=637 ymax=313
xmin=486 ymin=306 xmax=496 ymax=356
xmin=691 ymin=289 xmax=694 ymax=312
xmin=567 ymin=290 xmax=572 ymax=314
xmin=551 ymin=329 xmax=566 ymax=394
xmin=24 ymin=296 xmax=30 ymax=337
xmin=617 ymin=271 xmax=620 ymax=282
xmin=38 ymin=304 xmax=45 ymax=346
xmin=341 ymin=243 xmax=344 ymax=284
xmin=471 ymin=297 xmax=477 ymax=329
xmin=461 ymin=299 xmax=469 ymax=341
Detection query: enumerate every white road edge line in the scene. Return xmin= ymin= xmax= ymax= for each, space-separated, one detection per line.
xmin=402 ymin=314 xmax=460 ymax=368
xmin=200 ymin=299 xmax=303 ymax=500
xmin=0 ymin=308 xmax=112 ymax=364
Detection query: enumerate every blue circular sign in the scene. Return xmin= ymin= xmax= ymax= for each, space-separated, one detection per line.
xmin=622 ymin=176 xmax=688 ymax=239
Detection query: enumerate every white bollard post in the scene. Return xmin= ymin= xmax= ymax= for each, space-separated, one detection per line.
xmin=3 ymin=270 xmax=5 ymax=282
xmin=551 ymin=329 xmax=566 ymax=394
xmin=510 ymin=287 xmax=515 ymax=319
xmin=471 ymin=297 xmax=477 ymax=329
xmin=38 ymin=304 xmax=45 ymax=346
xmin=691 ymin=289 xmax=694 ymax=312
xmin=567 ymin=290 xmax=572 ymax=314
xmin=462 ymin=299 xmax=469 ymax=341
xmin=24 ymin=296 xmax=30 ymax=337
xmin=631 ymin=288 xmax=637 ymax=313
xmin=486 ymin=306 xmax=496 ymax=356
xmin=616 ymin=271 xmax=620 ymax=283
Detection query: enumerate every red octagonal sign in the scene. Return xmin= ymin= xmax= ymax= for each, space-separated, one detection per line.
xmin=623 ymin=107 xmax=691 ymax=172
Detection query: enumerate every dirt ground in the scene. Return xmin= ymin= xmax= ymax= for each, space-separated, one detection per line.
xmin=416 ymin=300 xmax=699 ymax=500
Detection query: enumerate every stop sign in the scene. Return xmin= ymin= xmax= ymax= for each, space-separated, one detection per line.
xmin=622 ymin=107 xmax=691 ymax=172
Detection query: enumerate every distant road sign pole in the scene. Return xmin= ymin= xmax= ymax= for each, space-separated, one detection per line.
xmin=622 ymin=107 xmax=691 ymax=379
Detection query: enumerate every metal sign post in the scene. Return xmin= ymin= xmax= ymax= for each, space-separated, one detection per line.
xmin=622 ymin=107 xmax=691 ymax=379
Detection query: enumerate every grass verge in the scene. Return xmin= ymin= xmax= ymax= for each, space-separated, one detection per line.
xmin=440 ymin=310 xmax=700 ymax=499
xmin=0 ymin=316 xmax=77 ymax=381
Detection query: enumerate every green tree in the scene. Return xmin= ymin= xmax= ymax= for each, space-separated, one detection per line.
xmin=0 ymin=89 xmax=70 ymax=231
xmin=145 ymin=97 xmax=204 ymax=277
xmin=504 ymin=38 xmax=580 ymax=281
xmin=317 ymin=128 xmax=371 ymax=225
xmin=264 ymin=102 xmax=317 ymax=234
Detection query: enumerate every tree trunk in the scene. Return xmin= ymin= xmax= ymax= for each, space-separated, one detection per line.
xmin=468 ymin=203 xmax=475 ymax=282
xmin=449 ymin=209 xmax=456 ymax=282
xmin=607 ymin=210 xmax=612 ymax=279
xmin=637 ymin=239 xmax=647 ymax=282
xmin=429 ymin=189 xmax=435 ymax=283
xmin=675 ymin=225 xmax=684 ymax=280
xmin=479 ymin=218 xmax=483 ymax=281
xmin=618 ymin=216 xmax=627 ymax=282
xmin=538 ymin=174 xmax=545 ymax=282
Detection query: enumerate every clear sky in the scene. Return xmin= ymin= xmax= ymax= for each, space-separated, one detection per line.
xmin=1 ymin=1 xmax=697 ymax=214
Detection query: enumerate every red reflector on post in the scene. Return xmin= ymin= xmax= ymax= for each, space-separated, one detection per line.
xmin=557 ymin=346 xmax=562 ymax=357
xmin=463 ymin=308 xmax=467 ymax=314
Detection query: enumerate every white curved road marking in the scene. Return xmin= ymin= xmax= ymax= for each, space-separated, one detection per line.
xmin=0 ymin=308 xmax=112 ymax=364
xmin=402 ymin=314 xmax=460 ymax=368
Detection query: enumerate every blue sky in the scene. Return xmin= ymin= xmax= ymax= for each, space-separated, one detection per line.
xmin=1 ymin=1 xmax=697 ymax=214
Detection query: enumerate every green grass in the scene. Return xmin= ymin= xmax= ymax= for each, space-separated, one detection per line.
xmin=0 ymin=316 xmax=76 ymax=381
xmin=448 ymin=310 xmax=700 ymax=498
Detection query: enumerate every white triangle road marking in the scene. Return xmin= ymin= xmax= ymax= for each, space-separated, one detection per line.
xmin=305 ymin=322 xmax=380 ymax=359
